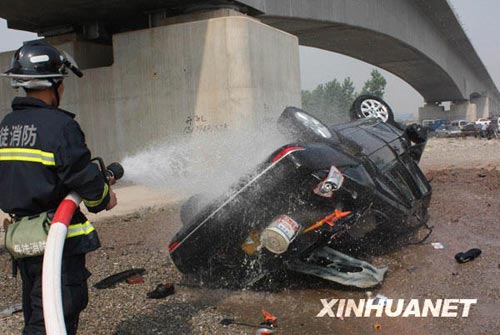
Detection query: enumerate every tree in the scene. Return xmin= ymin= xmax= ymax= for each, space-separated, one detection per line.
xmin=302 ymin=77 xmax=356 ymax=123
xmin=302 ymin=69 xmax=387 ymax=124
xmin=339 ymin=77 xmax=356 ymax=112
xmin=301 ymin=69 xmax=387 ymax=123
xmin=360 ymin=69 xmax=387 ymax=98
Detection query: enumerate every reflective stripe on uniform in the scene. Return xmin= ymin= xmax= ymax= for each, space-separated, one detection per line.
xmin=83 ymin=183 xmax=109 ymax=208
xmin=66 ymin=221 xmax=95 ymax=238
xmin=0 ymin=148 xmax=55 ymax=166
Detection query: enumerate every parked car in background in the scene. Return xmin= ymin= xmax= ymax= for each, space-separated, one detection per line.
xmin=475 ymin=118 xmax=491 ymax=126
xmin=432 ymin=119 xmax=449 ymax=131
xmin=422 ymin=119 xmax=448 ymax=137
xmin=435 ymin=125 xmax=463 ymax=138
xmin=460 ymin=123 xmax=479 ymax=137
xmin=450 ymin=120 xmax=467 ymax=129
xmin=422 ymin=119 xmax=435 ymax=133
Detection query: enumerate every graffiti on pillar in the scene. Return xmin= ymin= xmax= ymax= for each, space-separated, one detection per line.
xmin=263 ymin=103 xmax=270 ymax=115
xmin=185 ymin=115 xmax=207 ymax=125
xmin=184 ymin=115 xmax=229 ymax=134
xmin=260 ymin=103 xmax=278 ymax=126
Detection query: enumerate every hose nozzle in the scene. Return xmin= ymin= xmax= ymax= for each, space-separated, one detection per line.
xmin=106 ymin=162 xmax=124 ymax=180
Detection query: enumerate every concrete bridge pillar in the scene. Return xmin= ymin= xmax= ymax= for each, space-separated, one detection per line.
xmin=469 ymin=95 xmax=492 ymax=119
xmin=418 ymin=103 xmax=445 ymax=123
xmin=449 ymin=101 xmax=477 ymax=122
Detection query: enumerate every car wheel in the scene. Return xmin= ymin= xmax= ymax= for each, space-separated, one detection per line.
xmin=278 ymin=107 xmax=333 ymax=142
xmin=350 ymin=95 xmax=395 ymax=124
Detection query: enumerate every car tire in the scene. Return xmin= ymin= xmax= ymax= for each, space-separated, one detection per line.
xmin=278 ymin=106 xmax=333 ymax=142
xmin=350 ymin=95 xmax=395 ymax=124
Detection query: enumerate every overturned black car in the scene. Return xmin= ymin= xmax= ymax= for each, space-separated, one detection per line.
xmin=169 ymin=95 xmax=431 ymax=288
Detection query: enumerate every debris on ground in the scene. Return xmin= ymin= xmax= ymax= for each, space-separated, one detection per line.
xmin=93 ymin=268 xmax=146 ymax=289
xmin=126 ymin=274 xmax=144 ymax=284
xmin=406 ymin=266 xmax=418 ymax=273
xmin=431 ymin=242 xmax=445 ymax=249
xmin=455 ymin=248 xmax=482 ymax=263
xmin=373 ymin=294 xmax=389 ymax=306
xmin=0 ymin=303 xmax=22 ymax=318
xmin=219 ymin=318 xmax=257 ymax=328
xmin=220 ymin=310 xmax=278 ymax=334
xmin=256 ymin=310 xmax=278 ymax=334
xmin=146 ymin=282 xmax=175 ymax=299
xmin=220 ymin=318 xmax=236 ymax=326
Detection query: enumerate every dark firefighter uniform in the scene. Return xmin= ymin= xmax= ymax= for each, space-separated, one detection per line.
xmin=0 ymin=96 xmax=110 ymax=334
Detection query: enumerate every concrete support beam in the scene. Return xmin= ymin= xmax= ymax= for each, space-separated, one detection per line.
xmin=418 ymin=103 xmax=445 ymax=123
xmin=470 ymin=95 xmax=491 ymax=119
xmin=0 ymin=14 xmax=301 ymax=162
xmin=491 ymin=99 xmax=500 ymax=116
xmin=45 ymin=34 xmax=114 ymax=70
xmin=159 ymin=8 xmax=245 ymax=26
xmin=449 ymin=101 xmax=477 ymax=122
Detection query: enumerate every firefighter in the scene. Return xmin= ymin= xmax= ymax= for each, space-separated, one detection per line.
xmin=0 ymin=40 xmax=117 ymax=334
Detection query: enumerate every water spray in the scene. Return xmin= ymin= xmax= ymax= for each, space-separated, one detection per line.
xmin=120 ymin=126 xmax=288 ymax=198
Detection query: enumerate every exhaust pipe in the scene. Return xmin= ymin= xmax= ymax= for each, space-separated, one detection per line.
xmin=42 ymin=192 xmax=81 ymax=335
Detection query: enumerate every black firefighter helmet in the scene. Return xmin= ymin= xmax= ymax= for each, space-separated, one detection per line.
xmin=1 ymin=40 xmax=83 ymax=90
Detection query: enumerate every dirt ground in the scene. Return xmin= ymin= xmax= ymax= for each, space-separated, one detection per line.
xmin=1 ymin=137 xmax=499 ymax=335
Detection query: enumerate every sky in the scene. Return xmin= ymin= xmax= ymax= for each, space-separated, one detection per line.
xmin=0 ymin=0 xmax=498 ymax=118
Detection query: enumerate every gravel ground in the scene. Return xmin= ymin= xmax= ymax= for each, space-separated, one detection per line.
xmin=420 ymin=136 xmax=500 ymax=170
xmin=1 ymin=137 xmax=500 ymax=335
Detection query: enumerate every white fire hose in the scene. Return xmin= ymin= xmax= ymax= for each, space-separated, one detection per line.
xmin=42 ymin=192 xmax=82 ymax=335
xmin=41 ymin=160 xmax=123 ymax=334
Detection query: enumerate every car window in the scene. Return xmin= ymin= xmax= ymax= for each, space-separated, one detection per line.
xmin=340 ymin=128 xmax=386 ymax=155
xmin=401 ymin=155 xmax=431 ymax=196
xmin=369 ymin=145 xmax=397 ymax=172
xmin=388 ymin=165 xmax=415 ymax=201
